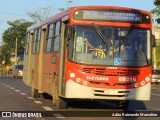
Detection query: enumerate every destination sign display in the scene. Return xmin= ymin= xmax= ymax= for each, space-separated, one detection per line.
xmin=74 ymin=10 xmax=143 ymax=23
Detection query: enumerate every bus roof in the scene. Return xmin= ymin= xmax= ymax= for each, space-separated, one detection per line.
xmin=27 ymin=22 xmax=40 ymax=31
xmin=69 ymin=6 xmax=151 ymax=16
xmin=40 ymin=9 xmax=70 ymax=27
xmin=27 ymin=6 xmax=151 ymax=31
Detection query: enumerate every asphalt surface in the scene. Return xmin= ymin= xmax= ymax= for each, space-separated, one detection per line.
xmin=0 ymin=77 xmax=160 ymax=120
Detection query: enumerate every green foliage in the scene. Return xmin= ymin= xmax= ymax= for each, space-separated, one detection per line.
xmin=58 ymin=8 xmax=65 ymax=12
xmin=0 ymin=44 xmax=11 ymax=65
xmin=156 ymin=45 xmax=160 ymax=67
xmin=0 ymin=19 xmax=33 ymax=65
xmin=154 ymin=0 xmax=160 ymax=6
xmin=151 ymin=0 xmax=160 ymax=23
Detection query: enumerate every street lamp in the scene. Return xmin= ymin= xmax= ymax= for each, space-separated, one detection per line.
xmin=67 ymin=0 xmax=73 ymax=8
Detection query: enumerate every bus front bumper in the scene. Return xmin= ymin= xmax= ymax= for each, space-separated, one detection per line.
xmin=65 ymin=79 xmax=151 ymax=101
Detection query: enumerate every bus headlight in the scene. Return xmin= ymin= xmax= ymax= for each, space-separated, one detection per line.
xmin=134 ymin=83 xmax=139 ymax=87
xmin=145 ymin=77 xmax=150 ymax=82
xmin=19 ymin=71 xmax=23 ymax=75
xmin=70 ymin=73 xmax=75 ymax=78
xmin=140 ymin=80 xmax=145 ymax=86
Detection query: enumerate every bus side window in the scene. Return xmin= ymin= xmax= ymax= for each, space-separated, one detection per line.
xmin=25 ymin=32 xmax=30 ymax=55
xmin=36 ymin=28 xmax=41 ymax=53
xmin=46 ymin=23 xmax=54 ymax=53
xmin=52 ymin=21 xmax=61 ymax=52
xmin=32 ymin=29 xmax=37 ymax=54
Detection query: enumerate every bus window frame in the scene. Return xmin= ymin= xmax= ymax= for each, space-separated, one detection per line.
xmin=46 ymin=23 xmax=55 ymax=53
xmin=32 ymin=29 xmax=38 ymax=54
xmin=46 ymin=20 xmax=62 ymax=53
xmin=32 ymin=28 xmax=41 ymax=55
xmin=52 ymin=20 xmax=61 ymax=52
xmin=36 ymin=28 xmax=41 ymax=54
xmin=25 ymin=32 xmax=30 ymax=55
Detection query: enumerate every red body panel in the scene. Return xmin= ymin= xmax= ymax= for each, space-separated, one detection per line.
xmin=34 ymin=54 xmax=39 ymax=89
xmin=42 ymin=53 xmax=60 ymax=94
xmin=65 ymin=60 xmax=152 ymax=89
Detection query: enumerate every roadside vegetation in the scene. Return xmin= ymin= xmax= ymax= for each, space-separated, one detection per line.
xmin=156 ymin=45 xmax=160 ymax=68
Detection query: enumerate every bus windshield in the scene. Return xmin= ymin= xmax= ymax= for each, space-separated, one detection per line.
xmin=68 ymin=25 xmax=151 ymax=67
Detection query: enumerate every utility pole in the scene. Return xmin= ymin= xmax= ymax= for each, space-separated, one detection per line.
xmin=15 ymin=35 xmax=22 ymax=65
xmin=58 ymin=0 xmax=73 ymax=12
xmin=67 ymin=0 xmax=73 ymax=8
xmin=153 ymin=43 xmax=157 ymax=68
xmin=15 ymin=37 xmax=18 ymax=65
xmin=152 ymin=25 xmax=157 ymax=68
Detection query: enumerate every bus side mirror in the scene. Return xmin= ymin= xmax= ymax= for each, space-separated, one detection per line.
xmin=152 ymin=34 xmax=156 ymax=47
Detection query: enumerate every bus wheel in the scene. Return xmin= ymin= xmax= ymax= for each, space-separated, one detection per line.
xmin=31 ymin=87 xmax=40 ymax=98
xmin=53 ymin=79 xmax=67 ymax=109
xmin=54 ymin=97 xmax=67 ymax=109
xmin=116 ymin=100 xmax=130 ymax=109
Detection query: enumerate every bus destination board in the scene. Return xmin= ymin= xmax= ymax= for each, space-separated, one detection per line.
xmin=74 ymin=10 xmax=143 ymax=23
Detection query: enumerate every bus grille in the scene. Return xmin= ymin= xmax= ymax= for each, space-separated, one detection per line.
xmin=82 ymin=68 xmax=140 ymax=76
xmin=92 ymin=89 xmax=130 ymax=97
xmin=89 ymin=81 xmax=110 ymax=86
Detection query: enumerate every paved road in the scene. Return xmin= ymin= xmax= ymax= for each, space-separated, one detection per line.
xmin=0 ymin=77 xmax=160 ymax=120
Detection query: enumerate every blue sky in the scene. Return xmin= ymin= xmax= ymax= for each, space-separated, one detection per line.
xmin=0 ymin=0 xmax=156 ymax=42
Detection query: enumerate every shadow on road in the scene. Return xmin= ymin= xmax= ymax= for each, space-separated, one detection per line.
xmin=0 ymin=77 xmax=147 ymax=111
xmin=68 ymin=99 xmax=147 ymax=111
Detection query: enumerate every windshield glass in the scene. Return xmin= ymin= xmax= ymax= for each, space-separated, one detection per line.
xmin=68 ymin=25 xmax=151 ymax=67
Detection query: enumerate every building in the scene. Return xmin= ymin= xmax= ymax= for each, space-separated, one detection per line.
xmin=154 ymin=25 xmax=160 ymax=45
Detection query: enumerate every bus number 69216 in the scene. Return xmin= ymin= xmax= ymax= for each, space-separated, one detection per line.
xmin=118 ymin=77 xmax=137 ymax=82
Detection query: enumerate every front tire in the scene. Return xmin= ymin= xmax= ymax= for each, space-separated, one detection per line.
xmin=55 ymin=97 xmax=68 ymax=109
xmin=31 ymin=88 xmax=40 ymax=98
xmin=116 ymin=100 xmax=130 ymax=109
xmin=31 ymin=80 xmax=40 ymax=98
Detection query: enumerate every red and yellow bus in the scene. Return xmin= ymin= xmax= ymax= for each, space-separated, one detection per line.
xmin=23 ymin=6 xmax=153 ymax=109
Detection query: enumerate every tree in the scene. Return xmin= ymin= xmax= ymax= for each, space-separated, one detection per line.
xmin=58 ymin=8 xmax=65 ymax=12
xmin=156 ymin=45 xmax=160 ymax=67
xmin=1 ymin=19 xmax=33 ymax=65
xmin=27 ymin=1 xmax=73 ymax=22
xmin=151 ymin=0 xmax=160 ymax=23
xmin=0 ymin=44 xmax=11 ymax=65
xmin=27 ymin=6 xmax=53 ymax=22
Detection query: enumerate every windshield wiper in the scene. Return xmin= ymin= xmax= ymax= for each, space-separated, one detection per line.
xmin=118 ymin=25 xmax=134 ymax=57
xmin=91 ymin=23 xmax=108 ymax=43
xmin=121 ymin=25 xmax=134 ymax=45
